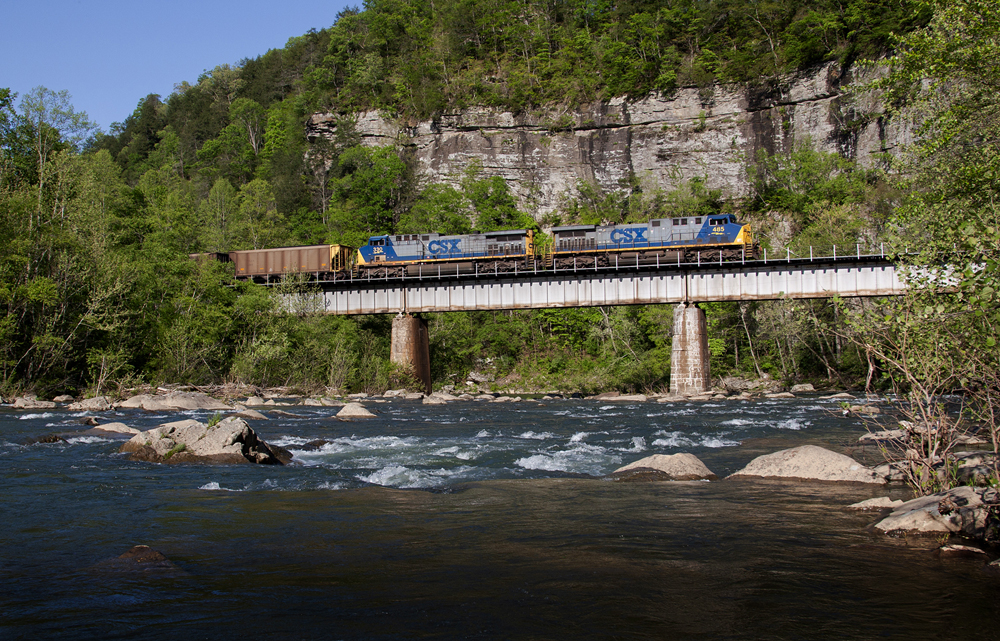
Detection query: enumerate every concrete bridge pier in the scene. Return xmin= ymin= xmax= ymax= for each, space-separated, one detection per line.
xmin=670 ymin=303 xmax=711 ymax=396
xmin=390 ymin=314 xmax=432 ymax=394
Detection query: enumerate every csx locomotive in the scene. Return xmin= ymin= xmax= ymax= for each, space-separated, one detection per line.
xmin=226 ymin=214 xmax=754 ymax=281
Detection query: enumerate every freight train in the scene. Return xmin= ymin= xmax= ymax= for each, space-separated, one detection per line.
xmin=220 ymin=215 xmax=755 ymax=282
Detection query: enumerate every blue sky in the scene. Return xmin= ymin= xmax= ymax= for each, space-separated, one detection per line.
xmin=2 ymin=0 xmax=352 ymax=132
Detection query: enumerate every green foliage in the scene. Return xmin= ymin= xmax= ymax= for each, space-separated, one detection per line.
xmin=848 ymin=0 xmax=1000 ymax=494
xmin=299 ymin=0 xmax=926 ymax=118
xmin=400 ymin=184 xmax=474 ymax=235
xmin=0 ymin=1 xmax=938 ymax=397
xmin=163 ymin=443 xmax=187 ymax=459
xmin=748 ymin=140 xmax=874 ymax=225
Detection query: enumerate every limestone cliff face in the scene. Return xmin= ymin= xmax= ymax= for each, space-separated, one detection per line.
xmin=307 ymin=62 xmax=908 ymax=219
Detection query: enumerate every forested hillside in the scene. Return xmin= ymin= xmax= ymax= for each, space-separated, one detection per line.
xmin=2 ymin=0 xmax=993 ymax=415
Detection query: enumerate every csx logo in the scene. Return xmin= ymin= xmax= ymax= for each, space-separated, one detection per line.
xmin=609 ymin=228 xmax=647 ymax=243
xmin=428 ymin=239 xmax=461 ymax=254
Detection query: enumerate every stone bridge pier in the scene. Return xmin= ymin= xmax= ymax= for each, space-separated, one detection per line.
xmin=390 ymin=314 xmax=432 ymax=394
xmin=670 ymin=303 xmax=711 ymax=395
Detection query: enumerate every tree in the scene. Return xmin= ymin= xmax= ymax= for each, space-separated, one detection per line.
xmin=330 ymin=145 xmax=411 ymax=236
xmin=855 ymin=0 xmax=1000 ymax=492
xmin=18 ymin=87 xmax=97 ymax=232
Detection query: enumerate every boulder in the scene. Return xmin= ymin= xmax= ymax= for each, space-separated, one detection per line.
xmin=820 ymin=392 xmax=855 ymax=400
xmin=657 ymin=395 xmax=686 ymax=403
xmin=954 ymin=433 xmax=990 ymax=447
xmin=92 ymin=545 xmax=181 ymax=574
xmin=119 ymin=417 xmax=289 ymax=464
xmin=858 ymin=429 xmax=907 ymax=444
xmin=119 ymin=392 xmax=232 ymax=412
xmin=53 ymin=394 xmax=75 ymax=403
xmin=423 ymin=396 xmax=447 ymax=405
xmin=245 ymin=396 xmax=267 ymax=406
xmin=849 ymin=405 xmax=881 ymax=415
xmin=269 ymin=409 xmax=303 ymax=417
xmin=938 ymin=544 xmax=987 ymax=557
xmin=789 ymin=383 xmax=816 ymax=393
xmin=337 ymin=402 xmax=376 ymax=419
xmin=13 ymin=397 xmax=56 ymax=409
xmin=404 ymin=393 xmax=425 ymax=400
xmin=873 ymin=461 xmax=910 ymax=483
xmin=875 ymin=486 xmax=987 ymax=536
xmin=383 ymin=389 xmax=406 ymax=398
xmin=431 ymin=392 xmax=459 ymax=401
xmin=93 ymin=422 xmax=140 ymax=435
xmin=602 ymin=394 xmax=648 ymax=402
xmin=719 ymin=376 xmax=781 ymax=394
xmin=610 ymin=453 xmax=717 ymax=481
xmin=765 ymin=392 xmax=796 ymax=399
xmin=729 ymin=445 xmax=885 ymax=484
xmin=68 ymin=396 xmax=113 ymax=411
xmin=301 ymin=398 xmax=323 ymax=407
xmin=320 ymin=397 xmax=345 ymax=407
xmin=847 ymin=497 xmax=905 ymax=510
xmin=954 ymin=451 xmax=998 ymax=486
xmin=233 ymin=409 xmax=269 ymax=420
xmin=591 ymin=392 xmax=620 ymax=400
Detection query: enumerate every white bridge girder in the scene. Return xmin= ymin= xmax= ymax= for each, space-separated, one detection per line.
xmin=317 ymin=261 xmax=906 ymax=315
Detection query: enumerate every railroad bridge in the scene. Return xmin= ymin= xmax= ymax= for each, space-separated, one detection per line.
xmin=293 ymin=249 xmax=907 ymax=395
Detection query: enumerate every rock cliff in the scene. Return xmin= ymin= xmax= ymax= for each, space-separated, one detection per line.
xmin=308 ymin=62 xmax=908 ymax=219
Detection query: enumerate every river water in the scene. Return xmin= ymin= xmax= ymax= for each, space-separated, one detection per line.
xmin=2 ymin=396 xmax=998 ymax=639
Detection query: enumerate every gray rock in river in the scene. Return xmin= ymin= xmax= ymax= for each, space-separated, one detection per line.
xmin=847 ymin=497 xmax=905 ymax=510
xmin=119 ymin=417 xmax=290 ymax=464
xmin=67 ymin=395 xmax=113 ymax=411
xmin=337 ymin=402 xmax=376 ymax=418
xmin=609 ymin=453 xmax=717 ymax=481
xmin=233 ymin=409 xmax=269 ymax=420
xmin=13 ymin=396 xmax=56 ymax=409
xmin=92 ymin=545 xmax=182 ymax=574
xmin=874 ymin=486 xmax=990 ymax=536
xmin=728 ymin=444 xmax=885 ymax=484
xmin=118 ymin=391 xmax=233 ymax=412
xmin=92 ymin=422 xmax=140 ymax=435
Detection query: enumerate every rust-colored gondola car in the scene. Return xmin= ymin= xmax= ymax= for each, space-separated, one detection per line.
xmin=230 ymin=244 xmax=354 ymax=281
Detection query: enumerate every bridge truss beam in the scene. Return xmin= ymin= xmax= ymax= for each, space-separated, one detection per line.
xmin=318 ymin=260 xmax=906 ymax=315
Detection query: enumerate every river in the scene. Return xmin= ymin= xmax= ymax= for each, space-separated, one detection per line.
xmin=2 ymin=396 xmax=998 ymax=639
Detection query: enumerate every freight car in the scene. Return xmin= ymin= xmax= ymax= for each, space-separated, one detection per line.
xmin=229 ymin=244 xmax=355 ymax=282
xmin=356 ymin=229 xmax=536 ymax=277
xmin=550 ymin=214 xmax=754 ymax=268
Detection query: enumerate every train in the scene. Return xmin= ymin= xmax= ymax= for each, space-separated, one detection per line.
xmin=216 ymin=215 xmax=755 ymax=282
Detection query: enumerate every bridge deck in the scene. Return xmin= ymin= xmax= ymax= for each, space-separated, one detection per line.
xmin=307 ymin=256 xmax=906 ymax=315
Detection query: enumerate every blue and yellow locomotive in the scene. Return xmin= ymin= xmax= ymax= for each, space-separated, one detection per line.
xmin=549 ymin=214 xmax=753 ymax=268
xmin=357 ymin=229 xmax=537 ymax=276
